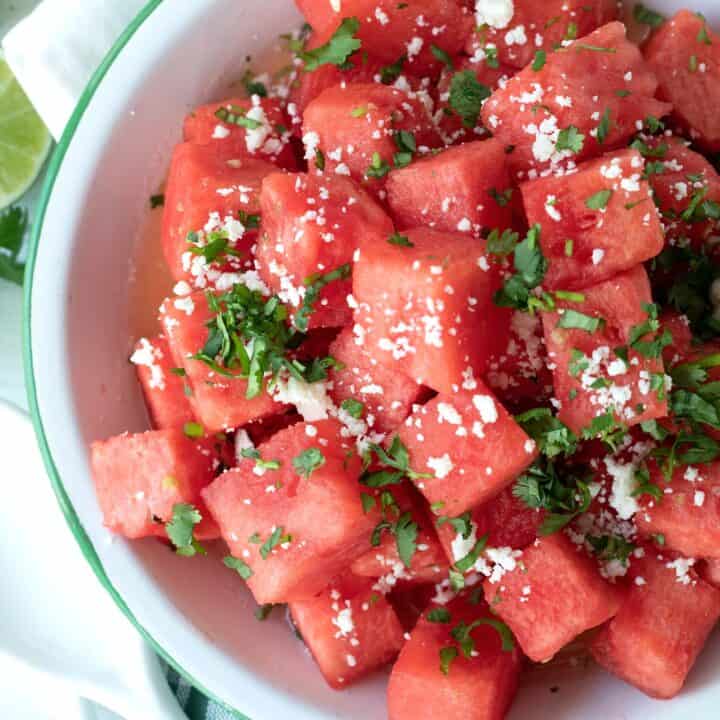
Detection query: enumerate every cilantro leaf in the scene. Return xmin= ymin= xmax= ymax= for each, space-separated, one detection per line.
xmin=259 ymin=526 xmax=293 ymax=559
xmin=596 ymin=107 xmax=612 ymax=144
xmin=224 ymin=555 xmax=253 ymax=580
xmin=430 ymin=44 xmax=454 ymax=69
xmin=292 ymin=447 xmax=326 ymax=478
xmin=380 ymin=56 xmax=406 ymax=84
xmin=532 ymin=50 xmax=546 ymax=71
xmin=166 ymin=503 xmax=206 ymax=557
xmin=557 ymin=309 xmax=604 ymax=333
xmin=295 ymin=263 xmax=351 ymax=332
xmin=242 ymin=70 xmax=268 ymax=97
xmin=515 ymin=407 xmax=577 ymax=458
xmin=556 ymin=125 xmax=584 ymax=154
xmin=486 ymin=228 xmax=519 ymax=256
xmin=633 ymin=3 xmax=664 ymax=28
xmin=395 ymin=511 xmax=419 ymax=569
xmin=585 ymin=189 xmax=613 ymax=210
xmin=439 ymin=646 xmax=458 ymax=675
xmin=341 ymin=397 xmax=365 ymax=418
xmin=388 ymin=232 xmax=414 ymax=247
xmin=448 ymin=70 xmax=491 ymax=128
xmin=0 ymin=206 xmax=29 ymax=286
xmin=254 ymin=603 xmax=278 ymax=620
xmin=361 ymin=435 xmax=432 ymax=486
xmin=300 ymin=17 xmax=362 ymax=72
xmin=427 ymin=608 xmax=451 ymax=623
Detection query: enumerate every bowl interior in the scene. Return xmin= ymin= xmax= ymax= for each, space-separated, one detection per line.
xmin=28 ymin=1 xmax=719 ymax=718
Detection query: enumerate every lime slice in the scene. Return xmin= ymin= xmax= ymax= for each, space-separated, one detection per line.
xmin=0 ymin=56 xmax=52 ymax=209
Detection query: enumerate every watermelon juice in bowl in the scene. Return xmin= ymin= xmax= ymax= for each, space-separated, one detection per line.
xmin=25 ymin=0 xmax=720 ymax=718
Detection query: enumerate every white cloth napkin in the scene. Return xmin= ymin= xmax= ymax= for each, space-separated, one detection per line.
xmin=2 ymin=0 xmax=146 ymax=140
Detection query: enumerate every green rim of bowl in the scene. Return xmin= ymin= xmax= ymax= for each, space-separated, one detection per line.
xmin=22 ymin=1 xmax=246 ymax=717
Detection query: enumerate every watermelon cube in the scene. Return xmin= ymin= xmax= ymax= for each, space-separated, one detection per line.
xmin=636 ymin=460 xmax=720 ymax=559
xmin=302 ymin=83 xmax=441 ymax=194
xmin=465 ymin=0 xmax=619 ymax=71
xmin=352 ymin=227 xmax=508 ymax=394
xmin=328 ymin=327 xmax=426 ymax=434
xmin=542 ymin=266 xmax=669 ymax=435
xmin=385 ymin=139 xmax=513 ymax=236
xmin=183 ymin=96 xmax=298 ymax=169
xmin=483 ymin=533 xmax=623 ymax=662
xmin=160 ymin=291 xmax=282 ymax=433
xmin=90 ymin=428 xmax=222 ymax=540
xmin=387 ymin=594 xmax=522 ymax=720
xmin=521 ymin=149 xmax=664 ymax=291
xmin=161 ymin=142 xmax=275 ymax=285
xmin=351 ymin=484 xmax=449 ymax=586
xmin=590 ymin=550 xmax=720 ymax=699
xmin=130 ymin=335 xmax=195 ymax=429
xmin=435 ymin=486 xmax=543 ymax=565
xmin=645 ymin=136 xmax=720 ymax=248
xmin=397 ymin=387 xmax=537 ymax=516
xmin=482 ymin=22 xmax=671 ymax=179
xmin=295 ymin=0 xmax=473 ymax=75
xmin=699 ymin=558 xmax=720 ymax=588
xmin=256 ymin=171 xmax=393 ymax=329
xmin=289 ymin=573 xmax=404 ymax=689
xmin=202 ymin=419 xmax=378 ymax=603
xmin=645 ymin=10 xmax=720 ymax=151
xmin=485 ymin=310 xmax=553 ymax=411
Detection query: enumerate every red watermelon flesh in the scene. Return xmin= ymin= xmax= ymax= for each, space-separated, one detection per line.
xmin=161 ymin=142 xmax=275 ymax=286
xmin=483 ymin=532 xmax=623 ymax=662
xmin=660 ymin=310 xmax=693 ymax=366
xmin=256 ymin=171 xmax=393 ymax=329
xmin=131 ymin=335 xmax=195 ymax=430
xmin=389 ymin=584 xmax=436 ymax=632
xmin=636 ymin=460 xmax=720 ymax=560
xmin=486 ymin=309 xmax=553 ymax=411
xmin=521 ymin=149 xmax=664 ymax=291
xmin=351 ymin=484 xmax=449 ymax=586
xmin=328 ymin=327 xmax=426 ymax=434
xmin=541 ymin=266 xmax=669 ymax=435
xmin=352 ymin=227 xmax=508 ymax=394
xmin=295 ymin=0 xmax=473 ymax=76
xmin=387 ymin=594 xmax=523 ymax=720
xmin=90 ymin=428 xmax=222 ymax=540
xmin=302 ymin=83 xmax=442 ymax=195
xmin=385 ymin=139 xmax=513 ymax=236
xmin=465 ymin=0 xmax=619 ymax=71
xmin=482 ymin=22 xmax=671 ymax=180
xmin=645 ymin=10 xmax=720 ymax=152
xmin=160 ymin=291 xmax=283 ymax=433
xmin=397 ymin=387 xmax=537 ymax=516
xmin=590 ymin=549 xmax=720 ymax=699
xmin=699 ymin=558 xmax=720 ymax=589
xmin=183 ymin=96 xmax=298 ymax=169
xmin=202 ymin=419 xmax=379 ymax=604
xmin=289 ymin=573 xmax=405 ymax=689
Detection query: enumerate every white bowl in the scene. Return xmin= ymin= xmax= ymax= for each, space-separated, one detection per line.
xmin=25 ymin=1 xmax=720 ymax=718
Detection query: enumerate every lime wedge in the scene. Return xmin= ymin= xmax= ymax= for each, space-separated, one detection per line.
xmin=0 ymin=56 xmax=52 ymax=209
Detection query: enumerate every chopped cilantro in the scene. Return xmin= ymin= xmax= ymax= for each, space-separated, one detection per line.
xmin=300 ymin=18 xmax=362 ymax=72
xmin=596 ymin=107 xmax=612 ymax=144
xmin=341 ymin=397 xmax=365 ymax=418
xmin=454 ymin=535 xmax=488 ymax=573
xmin=633 ymin=3 xmax=665 ymax=28
xmin=532 ymin=50 xmax=546 ymax=71
xmin=214 ymin=105 xmax=262 ymax=130
xmin=585 ymin=189 xmax=613 ymax=210
xmin=380 ymin=55 xmax=406 ymax=84
xmin=292 ymin=447 xmax=326 ymax=478
xmin=395 ymin=511 xmax=419 ymax=569
xmin=166 ymin=503 xmax=206 ymax=557
xmin=557 ymin=309 xmax=604 ymax=333
xmin=183 ymin=421 xmax=204 ymax=438
xmin=366 ymin=151 xmax=391 ymax=179
xmin=150 ymin=193 xmax=165 ymax=208
xmin=448 ymin=70 xmax=491 ymax=128
xmin=436 ymin=511 xmax=474 ymax=538
xmin=581 ymin=412 xmax=627 ymax=451
xmin=515 ymin=407 xmax=577 ymax=458
xmin=388 ymin=232 xmax=414 ymax=247
xmin=259 ymin=526 xmax=292 ymax=559
xmin=586 ymin=533 xmax=635 ymax=564
xmin=360 ymin=492 xmax=376 ymax=513
xmin=439 ymin=646 xmax=458 ymax=675
xmin=361 ymin=435 xmax=432 ymax=486
xmin=427 ymin=608 xmax=451 ymax=623
xmin=487 ymin=228 xmax=519 ymax=256
xmin=430 ymin=44 xmax=454 ymax=69
xmin=241 ymin=447 xmax=282 ymax=471
xmin=254 ymin=603 xmax=278 ymax=620
xmin=295 ymin=263 xmax=352 ymax=332
xmin=489 ymin=187 xmax=513 ymax=207
xmin=556 ymin=125 xmax=585 ymax=154
xmin=242 ymin=70 xmax=268 ymax=97
xmin=315 ymin=148 xmax=326 ymax=170
xmin=223 ymin=556 xmax=253 ymax=580
xmin=0 ymin=206 xmax=28 ymax=286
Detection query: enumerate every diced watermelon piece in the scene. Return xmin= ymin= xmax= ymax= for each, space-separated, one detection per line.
xmin=202 ymin=419 xmax=378 ymax=603
xmin=590 ymin=550 xmax=720 ymax=699
xmin=160 ymin=291 xmax=282 ymax=433
xmin=645 ymin=136 xmax=720 ymax=248
xmin=482 ymin=22 xmax=671 ymax=179
xmin=302 ymin=83 xmax=441 ymax=194
xmin=328 ymin=327 xmax=426 ymax=434
xmin=699 ymin=558 xmax=720 ymax=588
xmin=90 ymin=428 xmax=222 ymax=540
xmin=351 ymin=484 xmax=449 ymax=586
xmin=256 ymin=171 xmax=393 ymax=329
xmin=288 ymin=572 xmax=404 ymax=689
xmin=161 ymin=142 xmax=275 ymax=286
xmin=541 ymin=266 xmax=669 ymax=435
xmin=486 ymin=309 xmax=553 ymax=410
xmin=387 ymin=594 xmax=522 ymax=720
xmin=295 ymin=0 xmax=473 ymax=75
xmin=465 ymin=0 xmax=619 ymax=71
xmin=397 ymin=387 xmax=537 ymax=516
xmin=435 ymin=486 xmax=543 ymax=564
xmin=385 ymin=139 xmax=513 ymax=236
xmin=660 ymin=310 xmax=693 ymax=366
xmin=183 ymin=96 xmax=298 ymax=169
xmin=130 ymin=335 xmax=195 ymax=429
xmin=483 ymin=533 xmax=623 ymax=662
xmin=352 ymin=227 xmax=508 ymax=393
xmin=434 ymin=58 xmax=513 ymax=146
xmin=521 ymin=149 xmax=664 ymax=290
xmin=645 ymin=10 xmax=720 ymax=151
xmin=636 ymin=460 xmax=720 ymax=559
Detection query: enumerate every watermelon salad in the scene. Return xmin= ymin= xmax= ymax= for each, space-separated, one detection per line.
xmin=90 ymin=2 xmax=720 ymax=716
